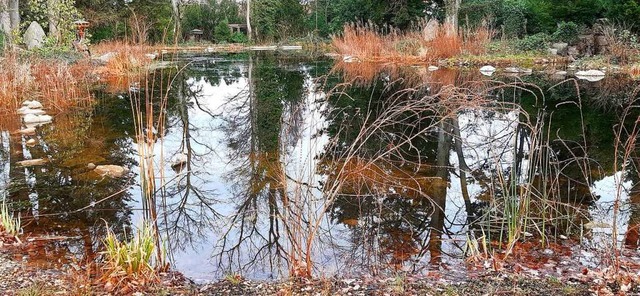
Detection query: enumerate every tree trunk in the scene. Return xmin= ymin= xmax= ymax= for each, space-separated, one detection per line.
xmin=171 ymin=0 xmax=180 ymax=43
xmin=8 ymin=0 xmax=17 ymax=31
xmin=246 ymin=0 xmax=252 ymax=41
xmin=444 ymin=0 xmax=461 ymax=33
xmin=47 ymin=0 xmax=59 ymax=41
xmin=0 ymin=0 xmax=12 ymax=44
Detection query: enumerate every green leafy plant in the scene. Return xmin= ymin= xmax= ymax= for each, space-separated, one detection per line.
xmin=100 ymin=223 xmax=161 ymax=292
xmin=552 ymin=21 xmax=579 ymax=45
xmin=515 ymin=33 xmax=550 ymax=52
xmin=1 ymin=198 xmax=20 ymax=236
xmin=230 ymin=32 xmax=248 ymax=43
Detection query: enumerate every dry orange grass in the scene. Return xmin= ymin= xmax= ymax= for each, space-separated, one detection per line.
xmin=93 ymin=41 xmax=156 ymax=77
xmin=0 ymin=52 xmax=94 ymax=114
xmin=92 ymin=41 xmax=160 ymax=93
xmin=332 ymin=21 xmax=492 ymax=63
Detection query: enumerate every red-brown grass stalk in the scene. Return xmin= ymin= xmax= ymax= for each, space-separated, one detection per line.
xmin=93 ymin=40 xmax=159 ymax=93
xmin=0 ymin=51 xmax=94 ymax=114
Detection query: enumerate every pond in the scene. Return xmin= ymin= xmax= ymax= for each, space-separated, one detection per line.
xmin=1 ymin=52 xmax=639 ymax=283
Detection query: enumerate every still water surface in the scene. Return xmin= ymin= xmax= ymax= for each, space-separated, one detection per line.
xmin=1 ymin=53 xmax=639 ymax=282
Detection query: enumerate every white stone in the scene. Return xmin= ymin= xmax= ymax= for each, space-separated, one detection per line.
xmin=17 ymin=106 xmax=45 ymax=115
xmin=25 ymin=139 xmax=37 ymax=146
xmin=27 ymin=101 xmax=43 ymax=109
xmin=427 ymin=65 xmax=439 ymax=71
xmin=576 ymin=69 xmax=606 ymax=77
xmin=23 ymin=114 xmax=52 ymax=124
xmin=576 ymin=70 xmax=606 ymax=82
xmin=504 ymin=67 xmax=520 ymax=73
xmin=479 ymin=65 xmax=496 ymax=76
xmin=342 ymin=55 xmax=361 ymax=63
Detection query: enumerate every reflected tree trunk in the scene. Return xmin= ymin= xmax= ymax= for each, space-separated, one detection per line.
xmin=428 ymin=119 xmax=452 ymax=265
xmin=451 ymin=116 xmax=473 ymax=218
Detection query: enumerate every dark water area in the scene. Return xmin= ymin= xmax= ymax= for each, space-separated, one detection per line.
xmin=1 ymin=52 xmax=640 ymax=282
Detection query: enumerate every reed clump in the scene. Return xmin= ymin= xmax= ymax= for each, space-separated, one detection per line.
xmin=92 ymin=41 xmax=159 ymax=93
xmin=100 ymin=223 xmax=161 ymax=293
xmin=0 ymin=52 xmax=93 ymax=113
xmin=331 ymin=20 xmax=492 ymax=63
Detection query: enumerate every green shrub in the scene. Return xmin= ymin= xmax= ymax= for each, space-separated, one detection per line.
xmin=552 ymin=21 xmax=579 ymax=44
xmin=501 ymin=1 xmax=527 ymax=38
xmin=230 ymin=32 xmax=248 ymax=43
xmin=516 ymin=33 xmax=550 ymax=52
xmin=214 ymin=18 xmax=232 ymax=43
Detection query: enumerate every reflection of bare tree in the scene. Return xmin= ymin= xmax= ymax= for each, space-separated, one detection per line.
xmin=214 ymin=54 xmax=309 ymax=277
xmin=156 ymin=71 xmax=221 ymax=258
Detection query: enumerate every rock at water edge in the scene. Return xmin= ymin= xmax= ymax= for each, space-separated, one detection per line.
xmin=94 ymin=165 xmax=129 ymax=178
xmin=17 ymin=159 xmax=47 ymax=167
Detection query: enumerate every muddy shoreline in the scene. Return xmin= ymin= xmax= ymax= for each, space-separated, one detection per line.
xmin=1 ymin=248 xmax=637 ymax=295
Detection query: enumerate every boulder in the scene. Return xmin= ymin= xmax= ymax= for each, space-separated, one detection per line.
xmin=23 ymin=22 xmax=46 ymax=50
xmin=568 ymin=46 xmax=579 ymax=57
xmin=25 ymin=139 xmax=37 ymax=147
xmin=87 ymin=163 xmax=96 ymax=170
xmin=422 ymin=19 xmax=439 ymax=42
xmin=552 ymin=43 xmax=569 ymax=56
xmin=552 ymin=42 xmax=568 ymax=51
xmin=94 ymin=165 xmax=129 ymax=178
xmin=93 ymin=52 xmax=116 ymax=65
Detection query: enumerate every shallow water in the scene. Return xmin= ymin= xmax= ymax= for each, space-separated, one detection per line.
xmin=1 ymin=53 xmax=640 ymax=282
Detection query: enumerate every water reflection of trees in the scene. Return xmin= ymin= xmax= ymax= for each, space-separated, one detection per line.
xmin=0 ymin=97 xmax=135 ymax=266
xmin=214 ymin=53 xmax=309 ymax=277
xmin=318 ymin=69 xmax=640 ymax=274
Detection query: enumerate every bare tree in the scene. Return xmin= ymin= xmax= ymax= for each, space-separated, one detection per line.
xmin=246 ymin=0 xmax=252 ymax=41
xmin=171 ymin=0 xmax=181 ymax=43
